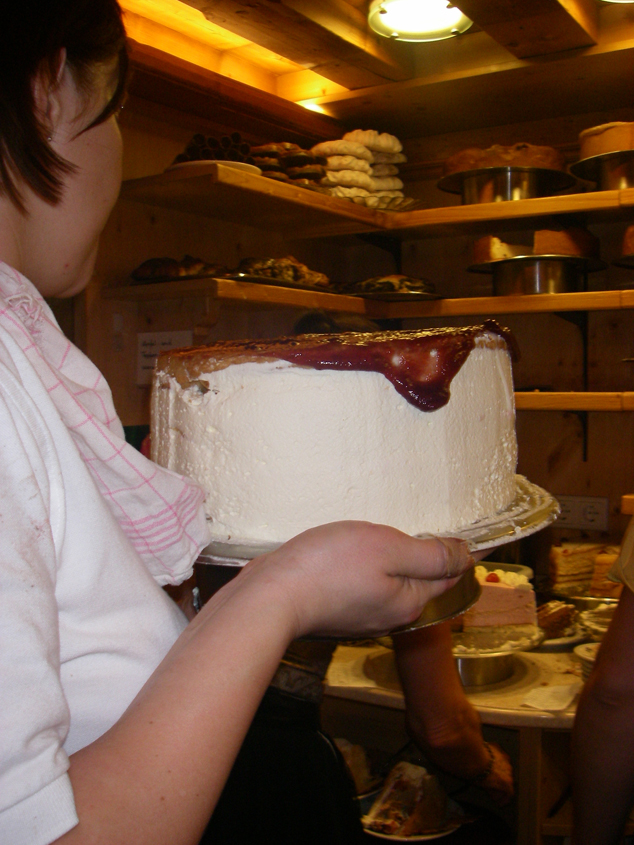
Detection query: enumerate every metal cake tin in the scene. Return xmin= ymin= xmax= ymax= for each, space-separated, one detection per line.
xmin=437 ymin=166 xmax=576 ymax=204
xmin=570 ymin=150 xmax=634 ymax=190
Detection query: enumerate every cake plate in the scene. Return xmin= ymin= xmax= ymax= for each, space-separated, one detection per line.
xmin=195 ymin=476 xmax=558 ymax=637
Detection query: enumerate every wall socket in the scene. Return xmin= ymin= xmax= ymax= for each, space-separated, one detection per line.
xmin=556 ymin=495 xmax=609 ymax=531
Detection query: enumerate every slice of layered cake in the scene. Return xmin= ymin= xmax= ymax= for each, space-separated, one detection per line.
xmin=461 ymin=565 xmax=537 ymax=630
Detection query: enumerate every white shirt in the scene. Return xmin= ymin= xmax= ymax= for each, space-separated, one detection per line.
xmin=0 ymin=266 xmax=209 ymax=845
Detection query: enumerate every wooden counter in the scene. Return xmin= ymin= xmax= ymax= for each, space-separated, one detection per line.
xmin=324 ymin=645 xmax=585 ymax=845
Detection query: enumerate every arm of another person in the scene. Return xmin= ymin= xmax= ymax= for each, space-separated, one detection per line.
xmin=571 ymin=585 xmax=634 ymax=845
xmin=393 ymin=623 xmax=514 ymax=805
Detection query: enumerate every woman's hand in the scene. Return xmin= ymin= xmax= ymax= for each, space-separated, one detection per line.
xmin=239 ymin=521 xmax=475 ymax=640
xmin=477 ymin=742 xmax=515 ymax=806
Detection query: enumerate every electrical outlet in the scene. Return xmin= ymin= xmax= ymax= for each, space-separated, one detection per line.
xmin=556 ymin=495 xmax=609 ymax=531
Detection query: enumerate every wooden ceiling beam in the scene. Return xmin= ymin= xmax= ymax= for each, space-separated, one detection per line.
xmin=127 ymin=40 xmax=345 ymax=145
xmin=181 ymin=0 xmax=414 ymax=87
xmin=453 ymin=0 xmax=599 ymax=58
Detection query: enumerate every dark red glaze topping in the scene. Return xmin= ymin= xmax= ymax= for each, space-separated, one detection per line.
xmin=162 ymin=319 xmax=515 ymax=413
xmin=275 ymin=319 xmax=514 ymax=412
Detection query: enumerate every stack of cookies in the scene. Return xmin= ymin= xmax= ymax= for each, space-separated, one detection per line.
xmin=250 ymin=142 xmax=326 ymax=187
xmin=311 ymin=129 xmax=407 ymax=207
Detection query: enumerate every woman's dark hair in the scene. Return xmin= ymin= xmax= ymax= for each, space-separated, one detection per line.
xmin=0 ymin=0 xmax=128 ymax=210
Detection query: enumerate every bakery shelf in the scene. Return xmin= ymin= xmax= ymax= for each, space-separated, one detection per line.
xmin=384 ymin=188 xmax=634 ymax=238
xmin=101 ymin=275 xmax=372 ymax=315
xmin=378 ymin=290 xmax=634 ymax=319
xmin=104 ymin=280 xmax=634 ymax=320
xmin=515 ymin=392 xmax=634 ymax=411
xmin=120 ymin=163 xmax=383 ymax=239
xmin=120 ymin=166 xmax=634 ymax=243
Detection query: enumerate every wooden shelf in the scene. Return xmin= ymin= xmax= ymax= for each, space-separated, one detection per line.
xmin=121 ymin=165 xmax=634 ymax=242
xmin=383 ymin=188 xmax=634 ymax=238
xmin=622 ymin=494 xmax=634 ymax=514
xmin=114 ymin=169 xmax=634 ymax=415
xmin=120 ymin=163 xmax=383 ymax=239
xmin=381 ymin=289 xmax=634 ymax=319
xmin=515 ymin=392 xmax=634 ymax=411
xmin=102 ymin=276 xmax=372 ymax=314
xmin=104 ymin=277 xmax=634 ymax=320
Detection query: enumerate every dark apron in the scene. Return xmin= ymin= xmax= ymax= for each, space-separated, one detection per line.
xmin=199 ymin=685 xmax=365 ymax=844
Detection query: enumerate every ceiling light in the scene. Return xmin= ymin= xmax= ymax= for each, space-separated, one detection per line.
xmin=368 ymin=0 xmax=473 ymax=42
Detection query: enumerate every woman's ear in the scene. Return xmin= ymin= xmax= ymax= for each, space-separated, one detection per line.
xmin=32 ymin=48 xmax=67 ymax=141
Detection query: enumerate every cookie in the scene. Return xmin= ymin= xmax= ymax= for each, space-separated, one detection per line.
xmin=370 ymin=176 xmax=404 ymax=191
xmin=321 ymin=169 xmax=375 ymax=190
xmin=311 ymin=140 xmax=374 ymax=162
xmin=343 ymin=129 xmax=402 ymax=153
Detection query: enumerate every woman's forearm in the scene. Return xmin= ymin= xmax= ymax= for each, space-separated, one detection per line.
xmin=394 ymin=624 xmax=490 ymax=776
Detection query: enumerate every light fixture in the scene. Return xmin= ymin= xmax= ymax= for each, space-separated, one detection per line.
xmin=600 ymin=0 xmax=634 ymax=3
xmin=368 ymin=0 xmax=473 ymax=42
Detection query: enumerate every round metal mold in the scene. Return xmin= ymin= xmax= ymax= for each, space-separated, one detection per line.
xmin=455 ymin=652 xmax=516 ymax=687
xmin=468 ymin=254 xmax=606 ymax=295
xmin=570 ymin=150 xmax=634 ymax=190
xmin=437 ymin=166 xmax=576 ymax=204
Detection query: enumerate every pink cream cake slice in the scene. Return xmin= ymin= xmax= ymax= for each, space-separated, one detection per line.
xmin=462 ymin=566 xmax=537 ymax=629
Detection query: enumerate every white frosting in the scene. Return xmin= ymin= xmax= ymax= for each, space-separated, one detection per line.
xmin=474 ymin=565 xmax=531 ymax=589
xmin=151 ymin=334 xmax=517 ymax=546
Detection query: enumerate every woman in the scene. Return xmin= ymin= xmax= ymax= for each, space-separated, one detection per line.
xmin=0 ymin=3 xmax=476 ymax=844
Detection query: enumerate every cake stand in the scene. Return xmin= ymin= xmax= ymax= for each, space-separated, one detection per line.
xmin=569 ymin=150 xmax=634 ymax=190
xmin=437 ymin=166 xmax=575 ymax=204
xmin=195 ymin=476 xmax=558 ymax=637
xmin=468 ymin=254 xmax=605 ymax=295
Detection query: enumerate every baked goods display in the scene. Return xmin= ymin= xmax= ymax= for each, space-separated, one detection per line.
xmin=472 ymin=227 xmax=600 ymax=264
xmin=460 ymin=565 xmax=537 ymax=630
xmin=589 ymin=550 xmax=622 ymax=598
xmin=233 ymin=255 xmax=329 ymax=288
xmin=439 ymin=142 xmax=573 ymax=203
xmin=549 ymin=542 xmax=621 ymax=596
xmin=444 ymin=142 xmax=566 ymax=175
xmin=536 ymin=600 xmax=577 ymax=640
xmin=570 ymin=122 xmax=634 ymax=189
xmin=170 ymin=132 xmax=257 ymax=166
xmin=362 ymin=762 xmax=463 ymax=837
xmin=311 ymin=130 xmax=416 ymax=209
xmin=579 ymin=122 xmax=634 ymax=160
xmin=151 ymin=321 xmax=519 ymax=547
xmin=128 ymin=255 xmax=332 ymax=290
xmin=130 ymin=255 xmax=229 ymax=284
xmin=334 ymin=273 xmax=435 ymax=297
xmin=249 ymin=142 xmax=327 ymax=187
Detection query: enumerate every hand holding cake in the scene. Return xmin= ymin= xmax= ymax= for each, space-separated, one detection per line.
xmin=238 ymin=522 xmax=475 ymax=640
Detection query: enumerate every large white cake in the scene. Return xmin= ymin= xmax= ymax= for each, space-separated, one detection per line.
xmin=151 ymin=322 xmax=518 ymax=547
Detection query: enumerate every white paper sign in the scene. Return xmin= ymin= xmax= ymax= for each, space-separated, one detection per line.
xmin=136 ymin=330 xmax=193 ymax=386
